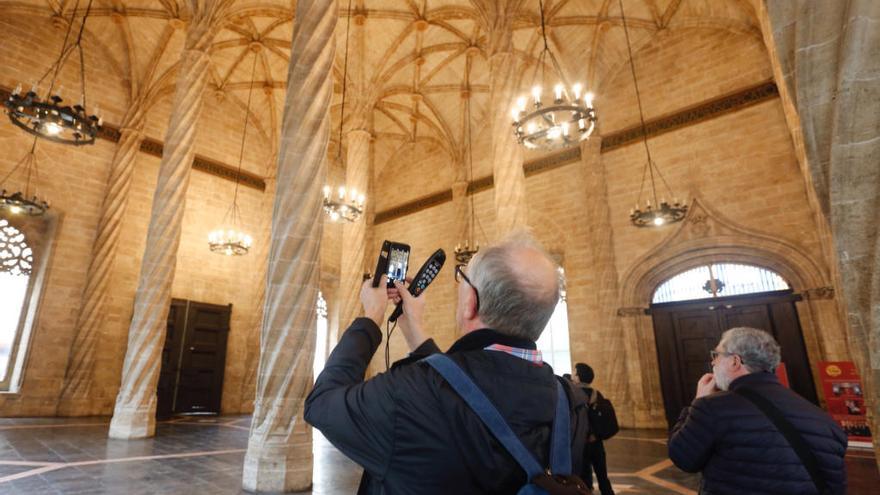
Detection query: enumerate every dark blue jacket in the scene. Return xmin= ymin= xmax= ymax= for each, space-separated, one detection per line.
xmin=668 ymin=372 xmax=847 ymax=494
xmin=304 ymin=318 xmax=589 ymax=494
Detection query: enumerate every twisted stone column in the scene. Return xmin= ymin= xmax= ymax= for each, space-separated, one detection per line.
xmin=108 ymin=0 xmax=232 ymax=439
xmin=489 ymin=4 xmax=528 ymax=238
xmin=239 ymin=179 xmax=276 ymax=412
xmin=57 ymin=109 xmax=145 ymax=416
xmin=576 ymin=139 xmax=633 ymax=424
xmin=339 ymin=128 xmax=371 ymax=328
xmin=241 ymin=0 xmax=335 ymax=491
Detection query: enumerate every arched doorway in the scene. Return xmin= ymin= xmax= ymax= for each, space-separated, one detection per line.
xmin=650 ymin=263 xmax=818 ymax=426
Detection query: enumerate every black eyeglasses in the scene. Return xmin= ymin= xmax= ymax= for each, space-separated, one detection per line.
xmin=710 ymin=350 xmax=744 ymax=365
xmin=455 ymin=264 xmax=480 ymax=312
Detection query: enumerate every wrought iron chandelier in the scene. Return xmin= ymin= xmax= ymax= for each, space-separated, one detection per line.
xmin=455 ymin=58 xmax=482 ymax=264
xmin=619 ymin=0 xmax=687 ymax=227
xmin=4 ymin=0 xmax=102 ymax=145
xmin=0 ymin=144 xmax=49 ymax=216
xmin=511 ymin=0 xmax=597 ymax=150
xmin=324 ymin=0 xmax=366 ymax=223
xmin=208 ymin=52 xmax=258 ymax=256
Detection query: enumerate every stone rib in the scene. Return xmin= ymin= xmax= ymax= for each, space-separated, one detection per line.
xmin=242 ymin=0 xmax=335 ymax=491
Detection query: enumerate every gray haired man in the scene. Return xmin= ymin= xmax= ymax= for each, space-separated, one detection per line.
xmin=668 ymin=327 xmax=847 ymax=494
xmin=305 ymin=232 xmax=589 ymax=494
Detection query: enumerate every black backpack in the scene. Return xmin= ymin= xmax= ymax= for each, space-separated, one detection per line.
xmin=587 ymin=390 xmax=619 ymax=440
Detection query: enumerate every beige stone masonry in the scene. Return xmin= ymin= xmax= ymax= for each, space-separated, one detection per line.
xmin=241 ymin=0 xmax=336 ymax=491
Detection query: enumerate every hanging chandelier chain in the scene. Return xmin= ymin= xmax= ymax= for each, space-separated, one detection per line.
xmin=230 ymin=52 xmax=259 ymax=213
xmin=618 ymin=0 xmax=659 ymax=205
xmin=337 ymin=0 xmax=354 ymax=159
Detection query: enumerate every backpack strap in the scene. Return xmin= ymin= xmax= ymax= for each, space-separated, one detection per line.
xmin=734 ymin=386 xmax=827 ymax=494
xmin=423 ymin=354 xmax=571 ymax=479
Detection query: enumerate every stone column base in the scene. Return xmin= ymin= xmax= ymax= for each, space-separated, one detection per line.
xmin=242 ymin=437 xmax=313 ymax=493
xmin=108 ymin=403 xmax=156 ymax=439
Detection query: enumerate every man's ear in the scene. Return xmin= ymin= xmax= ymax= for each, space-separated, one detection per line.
xmin=463 ymin=288 xmax=478 ymax=321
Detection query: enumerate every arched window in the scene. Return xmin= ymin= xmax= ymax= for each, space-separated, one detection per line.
xmin=652 ymin=263 xmax=790 ymax=304
xmin=537 ymin=268 xmax=571 ymax=375
xmin=0 ymin=218 xmax=34 ymax=390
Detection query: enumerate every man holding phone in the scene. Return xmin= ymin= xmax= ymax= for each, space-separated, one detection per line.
xmin=305 ymin=232 xmax=589 ymax=494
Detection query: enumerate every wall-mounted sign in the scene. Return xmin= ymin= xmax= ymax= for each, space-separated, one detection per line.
xmin=818 ymin=361 xmax=872 ymax=448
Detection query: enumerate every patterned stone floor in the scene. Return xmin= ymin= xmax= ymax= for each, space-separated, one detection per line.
xmin=0 ymin=415 xmax=875 ymax=494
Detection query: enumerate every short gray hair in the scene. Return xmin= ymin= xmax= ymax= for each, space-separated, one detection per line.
xmin=468 ymin=232 xmax=560 ymax=341
xmin=720 ymin=327 xmax=781 ymax=373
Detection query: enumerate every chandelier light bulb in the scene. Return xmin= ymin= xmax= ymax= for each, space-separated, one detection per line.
xmin=357 ymin=194 xmax=365 ymax=205
xmin=585 ymin=92 xmax=595 ymax=108
xmin=532 ymin=86 xmax=542 ymax=106
xmin=573 ymin=83 xmax=582 ymax=100
xmin=323 ymin=185 xmax=331 ymax=198
xmin=517 ymin=97 xmax=527 ymax=112
xmin=338 ymin=186 xmax=345 ymax=199
xmin=653 ymin=216 xmax=665 ymax=226
xmin=511 ymin=107 xmax=521 ymax=122
xmin=554 ymin=84 xmax=564 ymax=102
xmin=44 ymin=122 xmax=62 ymax=135
xmin=562 ymin=122 xmax=570 ymax=137
xmin=10 ymin=205 xmax=22 ymax=215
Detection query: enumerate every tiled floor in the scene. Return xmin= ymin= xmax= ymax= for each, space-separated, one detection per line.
xmin=0 ymin=416 xmax=876 ymax=494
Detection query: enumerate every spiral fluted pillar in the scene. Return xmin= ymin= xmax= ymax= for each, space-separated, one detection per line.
xmin=57 ymin=108 xmax=145 ymax=416
xmin=241 ymin=0 xmax=335 ymax=491
xmin=339 ymin=128 xmax=371 ymax=329
xmin=108 ymin=0 xmax=233 ymax=440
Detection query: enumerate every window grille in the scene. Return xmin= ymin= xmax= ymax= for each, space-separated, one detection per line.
xmin=652 ymin=263 xmax=790 ymax=304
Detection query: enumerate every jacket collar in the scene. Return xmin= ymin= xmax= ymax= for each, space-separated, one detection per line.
xmin=729 ymin=371 xmax=779 ymax=390
xmin=447 ymin=328 xmax=537 ymax=354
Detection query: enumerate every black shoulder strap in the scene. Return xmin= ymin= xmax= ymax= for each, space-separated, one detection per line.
xmin=734 ymin=387 xmax=827 ymax=494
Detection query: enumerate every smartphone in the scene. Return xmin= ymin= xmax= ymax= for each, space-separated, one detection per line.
xmin=372 ymin=241 xmax=410 ymax=288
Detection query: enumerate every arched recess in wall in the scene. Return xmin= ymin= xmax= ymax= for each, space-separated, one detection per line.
xmin=616 ymin=197 xmax=841 ymax=426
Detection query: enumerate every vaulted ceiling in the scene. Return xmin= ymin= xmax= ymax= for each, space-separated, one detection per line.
xmin=2 ymin=0 xmax=761 ymax=178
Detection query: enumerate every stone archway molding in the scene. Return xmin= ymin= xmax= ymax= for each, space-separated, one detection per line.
xmin=614 ymin=196 xmax=839 ymax=428
xmin=620 ymin=196 xmax=830 ymax=305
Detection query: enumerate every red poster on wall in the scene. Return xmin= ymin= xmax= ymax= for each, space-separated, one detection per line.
xmin=818 ymin=361 xmax=872 ymax=448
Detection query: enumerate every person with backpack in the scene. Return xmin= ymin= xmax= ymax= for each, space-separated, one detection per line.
xmin=573 ymin=363 xmax=617 ymax=495
xmin=305 ymin=233 xmax=590 ymax=494
xmin=668 ymin=327 xmax=847 ymax=494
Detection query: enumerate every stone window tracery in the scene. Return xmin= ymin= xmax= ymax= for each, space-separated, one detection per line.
xmin=0 ymin=219 xmax=33 ymax=276
xmin=0 ymin=218 xmax=34 ymax=389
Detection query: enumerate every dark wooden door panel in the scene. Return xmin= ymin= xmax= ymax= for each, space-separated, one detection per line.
xmin=156 ymin=300 xmax=187 ymax=420
xmin=652 ymin=291 xmax=815 ymax=427
xmin=156 ymin=299 xmax=231 ymax=418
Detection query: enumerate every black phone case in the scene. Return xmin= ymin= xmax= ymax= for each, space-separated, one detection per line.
xmin=372 ymin=241 xmax=410 ymax=288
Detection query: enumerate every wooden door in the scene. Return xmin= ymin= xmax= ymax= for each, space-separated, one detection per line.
xmin=156 ymin=300 xmax=187 ymax=419
xmin=156 ymin=299 xmax=231 ymax=418
xmin=175 ymin=301 xmax=231 ymax=414
xmin=651 ymin=291 xmax=816 ymax=426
